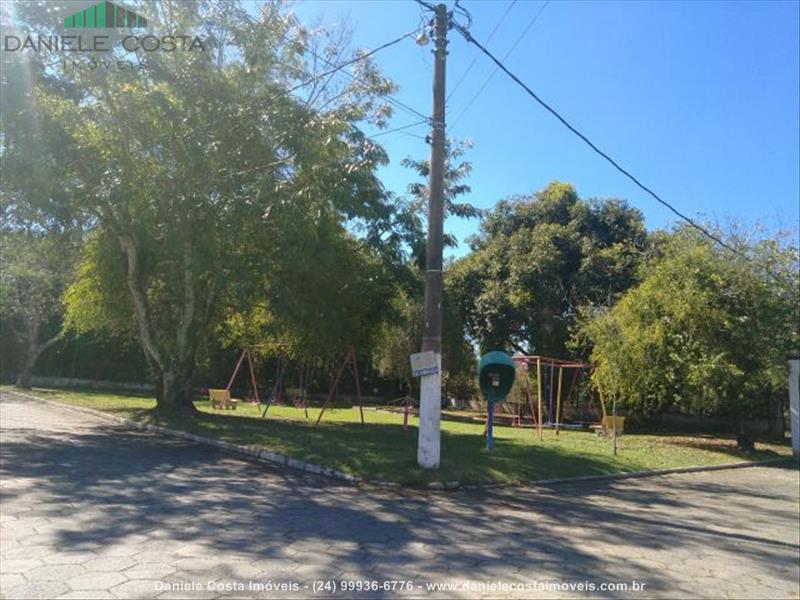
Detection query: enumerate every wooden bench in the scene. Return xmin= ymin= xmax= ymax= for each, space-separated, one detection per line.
xmin=593 ymin=416 xmax=625 ymax=437
xmin=208 ymin=388 xmax=237 ymax=410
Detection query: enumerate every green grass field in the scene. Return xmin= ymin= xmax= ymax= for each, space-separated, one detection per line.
xmin=13 ymin=387 xmax=792 ymax=486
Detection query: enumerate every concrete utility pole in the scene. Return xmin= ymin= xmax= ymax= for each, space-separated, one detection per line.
xmin=789 ymin=359 xmax=799 ymax=457
xmin=418 ymin=3 xmax=448 ymax=470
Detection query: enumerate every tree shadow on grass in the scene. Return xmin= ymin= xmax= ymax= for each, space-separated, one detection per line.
xmin=2 ymin=393 xmax=798 ymax=598
xmin=159 ymin=407 xmax=790 ymax=487
xmin=159 ymin=410 xmax=642 ymax=486
xmin=660 ymin=440 xmax=788 ymax=462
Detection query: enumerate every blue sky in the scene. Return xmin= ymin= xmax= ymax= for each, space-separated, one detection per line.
xmin=292 ymin=0 xmax=799 ymax=258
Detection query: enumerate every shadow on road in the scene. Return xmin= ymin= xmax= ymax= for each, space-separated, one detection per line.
xmin=1 ymin=394 xmax=798 ymax=598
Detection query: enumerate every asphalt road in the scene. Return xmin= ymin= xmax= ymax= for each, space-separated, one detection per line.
xmin=1 ymin=391 xmax=798 ymax=599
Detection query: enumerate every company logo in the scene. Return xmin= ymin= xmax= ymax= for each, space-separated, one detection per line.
xmin=3 ymin=2 xmax=207 ymax=72
xmin=63 ymin=1 xmax=147 ymax=29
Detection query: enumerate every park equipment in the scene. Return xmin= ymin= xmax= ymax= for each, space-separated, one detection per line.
xmin=260 ymin=358 xmax=311 ymax=419
xmin=478 ymin=351 xmax=516 ymax=450
xmin=225 ymin=347 xmax=260 ymax=405
xmin=511 ymin=355 xmax=594 ymax=440
xmin=402 ymin=394 xmax=414 ymax=431
xmin=375 ymin=396 xmax=418 ymax=432
xmin=223 ymin=347 xmax=291 ymax=416
xmin=314 ymin=346 xmax=364 ymax=426
xmin=261 ymin=358 xmax=287 ymax=417
xmin=593 ymin=374 xmax=625 ymax=445
xmin=208 ymin=388 xmax=237 ymax=410
xmin=292 ymin=363 xmax=310 ymax=419
xmin=222 ymin=346 xmax=363 ymax=424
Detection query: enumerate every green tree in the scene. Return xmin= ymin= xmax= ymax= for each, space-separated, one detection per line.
xmin=580 ymin=228 xmax=799 ymax=444
xmin=372 ymin=291 xmax=424 ymax=396
xmin=0 ymin=231 xmax=78 ymax=388
xmin=224 ymin=215 xmax=396 ymax=364
xmin=448 ymin=181 xmax=648 ymax=356
xmin=401 ymin=139 xmax=481 ymax=266
xmin=372 ymin=281 xmax=476 ymax=404
xmin=2 ymin=1 xmax=401 ymax=413
xmin=371 ymin=139 xmax=480 ymax=402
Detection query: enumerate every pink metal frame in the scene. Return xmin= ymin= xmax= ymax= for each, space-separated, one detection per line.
xmin=314 ymin=346 xmax=365 ymax=426
xmin=226 ymin=347 xmax=260 ymax=404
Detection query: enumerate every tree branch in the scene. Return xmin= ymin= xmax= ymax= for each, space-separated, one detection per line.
xmin=177 ymin=234 xmax=196 ymax=365
xmin=118 ymin=234 xmax=165 ymax=371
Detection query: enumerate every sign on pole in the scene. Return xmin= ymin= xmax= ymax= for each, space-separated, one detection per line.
xmin=410 ymin=351 xmax=439 ymax=378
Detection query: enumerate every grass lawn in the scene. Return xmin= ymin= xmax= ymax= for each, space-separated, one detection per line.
xmin=10 ymin=386 xmax=793 ymax=486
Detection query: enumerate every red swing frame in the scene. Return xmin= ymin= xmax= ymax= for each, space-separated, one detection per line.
xmin=314 ymin=346 xmax=364 ymax=426
xmin=225 ymin=347 xmax=260 ymax=405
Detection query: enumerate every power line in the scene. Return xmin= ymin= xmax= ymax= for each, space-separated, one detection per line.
xmin=453 ymin=0 xmax=473 ymax=30
xmin=414 ymin=0 xmax=437 ymax=11
xmin=391 ymin=130 xmax=428 ymax=141
xmin=282 ymin=37 xmax=431 ymax=144
xmin=451 ymin=0 xmax=548 ymax=128
xmin=451 ymin=21 xmax=750 ymax=261
xmin=287 ymin=28 xmax=420 ymax=94
xmin=242 ymin=10 xmax=430 ymax=123
xmin=369 ymin=119 xmax=429 ymax=137
xmin=447 ymin=0 xmax=517 ymax=103
xmin=298 ymin=40 xmax=430 ymax=122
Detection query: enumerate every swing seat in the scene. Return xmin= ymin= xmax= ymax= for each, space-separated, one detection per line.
xmin=209 ymin=389 xmax=237 ymax=410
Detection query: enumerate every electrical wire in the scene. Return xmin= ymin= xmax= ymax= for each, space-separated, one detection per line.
xmin=452 ymin=21 xmax=750 ymax=261
xmin=286 ymin=28 xmax=420 ymax=94
xmin=451 ymin=0 xmax=548 ymax=128
xmin=453 ymin=0 xmax=473 ymax=31
xmin=242 ymin=9 xmax=430 ymax=123
xmin=369 ymin=119 xmax=430 ymax=137
xmin=414 ymin=0 xmax=437 ymax=12
xmin=298 ymin=41 xmax=430 ymax=122
xmin=447 ymin=0 xmax=517 ymax=103
xmin=282 ymin=31 xmax=431 ymax=142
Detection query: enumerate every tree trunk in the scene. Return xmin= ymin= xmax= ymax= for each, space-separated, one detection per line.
xmin=15 ymin=359 xmax=34 ymax=389
xmin=732 ymin=412 xmax=755 ymax=450
xmin=155 ymin=364 xmax=198 ymax=416
xmin=15 ymin=332 xmax=62 ymax=390
xmin=117 ymin=233 xmax=204 ymax=418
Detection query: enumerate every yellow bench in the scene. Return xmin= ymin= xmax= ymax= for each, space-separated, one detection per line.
xmin=208 ymin=388 xmax=237 ymax=410
xmin=602 ymin=415 xmax=625 ymax=436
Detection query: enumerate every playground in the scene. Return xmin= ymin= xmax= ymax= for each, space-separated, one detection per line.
xmin=21 ymin=385 xmax=791 ymax=486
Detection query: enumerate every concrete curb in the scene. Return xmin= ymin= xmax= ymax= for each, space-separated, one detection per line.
xmin=4 ymin=389 xmax=795 ymax=492
xmin=5 ymin=390 xmax=359 ymax=484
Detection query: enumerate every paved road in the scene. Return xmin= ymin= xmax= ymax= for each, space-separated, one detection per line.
xmin=1 ymin=392 xmax=798 ymax=599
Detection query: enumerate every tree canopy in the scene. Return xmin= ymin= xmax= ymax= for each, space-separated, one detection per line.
xmin=0 ymin=230 xmax=78 ymax=387
xmin=448 ymin=181 xmax=648 ymax=355
xmin=579 ymin=228 xmax=799 ymax=438
xmin=2 ymin=0 xmax=408 ymax=412
xmin=1 ymin=1 xmax=796 ymax=442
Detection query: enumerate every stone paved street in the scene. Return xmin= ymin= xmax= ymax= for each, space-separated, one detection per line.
xmin=1 ymin=391 xmax=798 ymax=599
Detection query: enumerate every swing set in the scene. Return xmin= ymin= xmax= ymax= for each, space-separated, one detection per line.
xmin=215 ymin=345 xmax=364 ymax=425
xmin=226 ymin=346 xmax=261 ymax=405
xmin=314 ymin=346 xmax=364 ymax=426
xmin=207 ymin=346 xmax=261 ymax=410
xmin=509 ymin=354 xmax=594 ymax=440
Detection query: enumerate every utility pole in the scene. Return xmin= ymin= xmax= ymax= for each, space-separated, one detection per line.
xmin=417 ymin=3 xmax=448 ymax=470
